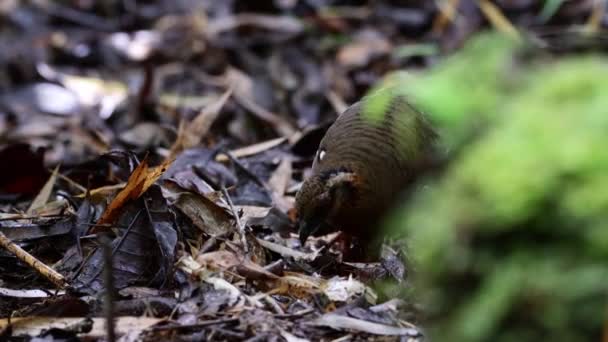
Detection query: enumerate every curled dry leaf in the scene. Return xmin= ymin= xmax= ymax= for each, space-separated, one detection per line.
xmin=93 ymin=156 xmax=173 ymax=231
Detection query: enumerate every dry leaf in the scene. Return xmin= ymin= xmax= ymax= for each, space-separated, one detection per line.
xmin=182 ymin=88 xmax=233 ymax=150
xmin=310 ymin=314 xmax=419 ymax=336
xmin=321 ymin=276 xmax=371 ymax=302
xmin=162 ymin=181 xmax=234 ymax=236
xmin=27 ymin=165 xmax=60 ymax=215
xmin=268 ymin=157 xmax=293 ymax=212
xmin=94 ymin=156 xmax=173 ymax=229
xmin=0 ymin=317 xmax=161 ymax=339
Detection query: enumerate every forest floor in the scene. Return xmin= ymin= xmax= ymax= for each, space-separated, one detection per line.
xmin=0 ymin=1 xmax=604 ymax=340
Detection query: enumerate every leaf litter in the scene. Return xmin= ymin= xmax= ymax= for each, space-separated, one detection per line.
xmin=0 ymin=0 xmax=599 ymax=340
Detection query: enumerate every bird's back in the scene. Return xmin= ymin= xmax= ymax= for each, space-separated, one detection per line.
xmin=313 ymin=94 xmax=436 ymax=209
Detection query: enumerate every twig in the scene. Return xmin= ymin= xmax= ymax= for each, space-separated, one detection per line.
xmin=477 ymin=0 xmax=520 ymax=40
xmin=220 ymin=187 xmax=249 ymax=254
xmin=215 ymin=137 xmax=287 ymax=162
xmin=56 ymin=172 xmax=87 ymax=193
xmin=326 ymin=90 xmax=348 ymax=115
xmin=0 ymin=231 xmax=66 ymax=288
xmin=192 ymin=70 xmax=297 ymax=137
xmin=150 ymin=318 xmax=239 ymax=332
xmin=585 ymin=0 xmax=607 ymax=34
xmin=0 ymin=214 xmax=67 ymax=221
xmin=273 ymin=308 xmax=315 ymax=319
xmin=222 ymin=151 xmax=269 ymax=189
xmin=255 ymin=237 xmax=319 ymax=261
xmin=263 ymin=294 xmax=285 ymax=315
xmin=232 ymin=92 xmax=296 ymax=137
xmin=432 ymin=0 xmax=461 ymax=34
xmin=100 ymin=234 xmax=116 ymax=342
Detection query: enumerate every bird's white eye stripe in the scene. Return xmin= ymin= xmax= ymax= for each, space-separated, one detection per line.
xmin=318 ymin=149 xmax=326 ymax=161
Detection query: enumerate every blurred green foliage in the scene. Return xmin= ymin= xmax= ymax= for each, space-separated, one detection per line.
xmin=382 ymin=32 xmax=608 ymax=341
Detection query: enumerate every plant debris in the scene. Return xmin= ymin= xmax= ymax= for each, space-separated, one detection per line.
xmin=0 ymin=0 xmax=604 ymax=340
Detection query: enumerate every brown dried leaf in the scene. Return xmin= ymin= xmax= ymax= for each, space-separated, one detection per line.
xmin=273 ymin=272 xmax=320 ymax=298
xmin=268 ymin=157 xmax=291 ymax=196
xmin=27 ymin=165 xmax=60 ymax=215
xmin=94 ymin=156 xmax=173 ymax=230
xmin=268 ymin=157 xmax=293 ymax=213
xmin=182 ymin=88 xmax=233 ymax=149
xmin=162 ymin=181 xmax=234 ymax=236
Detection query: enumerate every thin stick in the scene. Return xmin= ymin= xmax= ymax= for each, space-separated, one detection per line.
xmin=477 ymin=0 xmax=520 ymax=40
xmin=432 ymin=0 xmax=461 ymax=34
xmin=0 ymin=214 xmax=67 ymax=221
xmin=56 ymin=172 xmax=87 ymax=193
xmin=220 ymin=187 xmax=249 ymax=254
xmin=100 ymin=234 xmax=116 ymax=342
xmin=150 ymin=318 xmax=239 ymax=332
xmin=0 ymin=231 xmax=66 ymax=288
xmin=585 ymin=0 xmax=607 ymax=33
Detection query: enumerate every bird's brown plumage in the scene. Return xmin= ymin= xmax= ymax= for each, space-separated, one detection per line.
xmin=295 ymin=91 xmax=437 ymax=245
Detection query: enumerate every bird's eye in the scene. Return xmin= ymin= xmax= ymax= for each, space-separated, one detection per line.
xmin=317 ymin=149 xmax=326 ymax=161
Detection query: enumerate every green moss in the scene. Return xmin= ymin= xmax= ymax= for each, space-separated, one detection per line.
xmin=381 ymin=32 xmax=608 ymax=342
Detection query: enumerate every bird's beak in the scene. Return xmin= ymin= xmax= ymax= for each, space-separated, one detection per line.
xmin=298 ymin=219 xmax=321 ymax=245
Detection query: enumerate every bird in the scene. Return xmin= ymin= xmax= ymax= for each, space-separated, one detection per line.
xmin=295 ymin=88 xmax=437 ymax=254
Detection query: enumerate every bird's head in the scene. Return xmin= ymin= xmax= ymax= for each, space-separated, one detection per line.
xmin=294 ymin=169 xmax=358 ymax=244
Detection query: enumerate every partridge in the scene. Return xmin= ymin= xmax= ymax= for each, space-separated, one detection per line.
xmin=295 ymin=90 xmax=437 ymax=248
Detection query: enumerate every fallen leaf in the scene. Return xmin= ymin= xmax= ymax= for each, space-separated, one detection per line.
xmin=321 ymin=276 xmax=369 ymax=302
xmin=309 ymin=314 xmax=420 ymax=336
xmin=27 ymin=165 xmax=60 ymax=215
xmin=183 ymin=88 xmax=233 ymax=148
xmin=94 ymin=156 xmax=173 ymax=230
xmin=161 ymin=181 xmax=234 ymax=236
